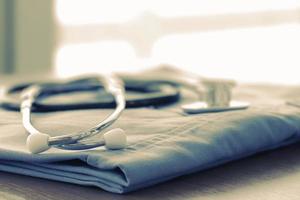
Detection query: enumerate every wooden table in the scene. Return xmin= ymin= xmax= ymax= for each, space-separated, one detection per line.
xmin=1 ymin=142 xmax=300 ymax=200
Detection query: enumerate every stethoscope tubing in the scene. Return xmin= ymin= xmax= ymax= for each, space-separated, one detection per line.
xmin=0 ymin=77 xmax=181 ymax=112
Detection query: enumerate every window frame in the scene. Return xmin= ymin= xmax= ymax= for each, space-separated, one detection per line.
xmin=0 ymin=0 xmax=56 ymax=75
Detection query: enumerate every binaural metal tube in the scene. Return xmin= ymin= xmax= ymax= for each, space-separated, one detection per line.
xmin=21 ymin=74 xmax=126 ymax=151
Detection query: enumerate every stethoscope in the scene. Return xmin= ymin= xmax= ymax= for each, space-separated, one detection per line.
xmin=0 ymin=73 xmax=249 ymax=154
xmin=0 ymin=75 xmax=181 ymax=154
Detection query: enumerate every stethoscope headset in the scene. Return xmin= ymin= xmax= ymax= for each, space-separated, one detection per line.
xmin=0 ymin=75 xmax=181 ymax=154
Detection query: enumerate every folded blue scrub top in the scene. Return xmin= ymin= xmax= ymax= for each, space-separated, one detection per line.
xmin=1 ymin=83 xmax=300 ymax=193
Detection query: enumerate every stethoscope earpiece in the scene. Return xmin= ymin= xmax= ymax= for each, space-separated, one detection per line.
xmin=103 ymin=128 xmax=127 ymax=150
xmin=26 ymin=133 xmax=50 ymax=154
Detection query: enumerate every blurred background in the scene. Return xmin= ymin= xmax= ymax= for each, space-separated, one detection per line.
xmin=0 ymin=0 xmax=300 ymax=84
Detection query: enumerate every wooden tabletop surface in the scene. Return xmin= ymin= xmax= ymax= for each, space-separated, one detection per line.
xmin=1 ymin=142 xmax=300 ymax=200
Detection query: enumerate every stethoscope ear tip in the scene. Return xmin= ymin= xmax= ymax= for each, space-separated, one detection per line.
xmin=26 ymin=133 xmax=50 ymax=154
xmin=103 ymin=128 xmax=127 ymax=150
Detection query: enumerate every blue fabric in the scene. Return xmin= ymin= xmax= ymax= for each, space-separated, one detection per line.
xmin=1 ymin=83 xmax=300 ymax=193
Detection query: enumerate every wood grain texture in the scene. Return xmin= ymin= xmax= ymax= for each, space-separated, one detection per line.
xmin=1 ymin=142 xmax=300 ymax=200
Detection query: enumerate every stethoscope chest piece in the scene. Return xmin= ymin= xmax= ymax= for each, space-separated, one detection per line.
xmin=182 ymin=78 xmax=250 ymax=114
xmin=182 ymin=101 xmax=249 ymax=114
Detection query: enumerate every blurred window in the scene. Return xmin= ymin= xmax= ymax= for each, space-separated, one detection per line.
xmin=55 ymin=0 xmax=300 ymax=84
